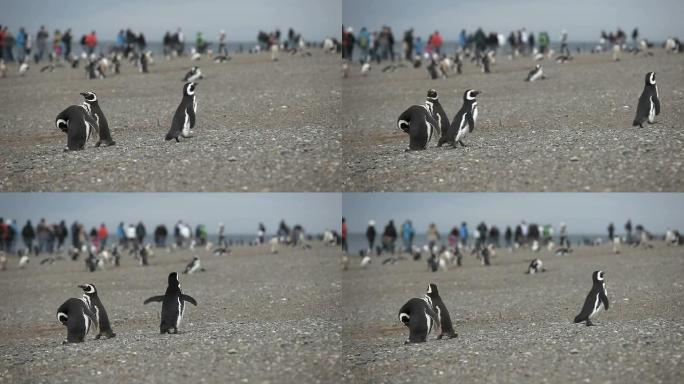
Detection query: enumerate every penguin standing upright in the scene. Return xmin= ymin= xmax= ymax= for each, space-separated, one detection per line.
xmin=574 ymin=270 xmax=609 ymax=326
xmin=426 ymin=89 xmax=449 ymax=140
xmin=398 ymin=293 xmax=440 ymax=344
xmin=139 ymin=52 xmax=149 ymax=73
xmin=481 ymin=54 xmax=491 ymax=73
xmin=165 ymin=82 xmax=198 ymax=142
xmin=632 ymin=72 xmax=660 ymax=128
xmin=425 ymin=283 xmax=458 ymax=339
xmin=439 ymin=89 xmax=480 ymax=148
xmin=427 ymin=58 xmax=439 ymax=79
xmin=56 ymin=296 xmax=97 ymax=343
xmin=78 ymin=284 xmax=116 ymax=339
xmin=55 ymin=104 xmax=99 ymax=151
xmin=182 ymin=66 xmax=203 ymax=82
xmin=80 ymin=91 xmax=115 ymax=146
xmin=143 ymin=272 xmax=198 ymax=334
xmin=397 ymin=93 xmax=440 ymax=151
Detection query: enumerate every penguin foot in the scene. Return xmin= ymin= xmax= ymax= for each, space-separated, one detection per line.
xmin=458 ymin=140 xmax=467 ymax=147
xmin=102 ymin=140 xmax=116 ymax=146
xmin=95 ymin=141 xmax=102 ymax=147
xmin=586 ymin=320 xmax=594 ymax=327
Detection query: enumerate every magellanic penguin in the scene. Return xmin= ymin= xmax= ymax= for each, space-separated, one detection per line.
xmin=425 ymin=283 xmax=458 ymax=339
xmin=165 ymin=82 xmax=198 ymax=142
xmin=397 ymin=94 xmax=440 ymax=151
xmin=439 ymin=89 xmax=480 ymax=148
xmin=80 ymin=91 xmax=115 ymax=146
xmin=55 ymin=104 xmax=99 ymax=151
xmin=574 ymin=270 xmax=609 ymax=326
xmin=143 ymin=272 xmax=198 ymax=334
xmin=78 ymin=283 xmax=116 ymax=339
xmin=525 ymin=64 xmax=545 ymax=82
xmin=56 ymin=296 xmax=97 ymax=343
xmin=632 ymin=72 xmax=660 ymax=128
xmin=527 ymin=259 xmax=545 ymax=274
xmin=398 ymin=293 xmax=440 ymax=344
xmin=182 ymin=66 xmax=203 ymax=82
xmin=183 ymin=256 xmax=201 ymax=274
xmin=426 ymin=89 xmax=449 ymax=140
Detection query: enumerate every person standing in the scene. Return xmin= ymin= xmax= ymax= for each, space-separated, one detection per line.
xmin=136 ymin=221 xmax=146 ymax=246
xmin=53 ymin=29 xmax=62 ymax=60
xmin=459 ymin=222 xmax=469 ymax=249
xmin=218 ymin=30 xmax=227 ymax=56
xmin=625 ymin=219 xmax=633 ymax=243
xmin=559 ymin=222 xmax=568 ymax=247
xmin=97 ymin=223 xmax=108 ymax=251
xmin=84 ymin=30 xmax=97 ymax=54
xmin=431 ymin=30 xmax=443 ymax=55
xmin=426 ymin=223 xmax=440 ymax=250
xmin=504 ymin=226 xmax=513 ymax=250
xmin=607 ymin=222 xmax=615 ymax=241
xmin=16 ymin=27 xmax=26 ymax=62
xmin=56 ymin=220 xmax=68 ymax=251
xmin=35 ymin=25 xmax=48 ymax=62
xmin=382 ymin=220 xmax=397 ymax=254
xmin=341 ymin=218 xmax=348 ymax=254
xmin=218 ymin=222 xmax=226 ymax=247
xmin=366 ymin=220 xmax=376 ymax=252
xmin=22 ymin=220 xmax=35 ymax=254
xmin=258 ymin=223 xmax=266 ymax=244
xmin=61 ymin=29 xmax=72 ymax=60
xmin=402 ymin=220 xmax=415 ymax=253
xmin=560 ymin=30 xmax=569 ymax=56
xmin=357 ymin=27 xmax=370 ymax=63
xmin=403 ymin=28 xmax=413 ymax=61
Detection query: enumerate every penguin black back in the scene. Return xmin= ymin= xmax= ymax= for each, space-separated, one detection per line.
xmin=425 ymin=283 xmax=458 ymax=339
xmin=56 ymin=297 xmax=97 ymax=343
xmin=632 ymin=72 xmax=660 ymax=127
xmin=398 ymin=295 xmax=439 ymax=344
xmin=144 ymin=272 xmax=198 ymax=334
xmin=55 ymin=105 xmax=98 ymax=150
xmin=79 ymin=283 xmax=116 ymax=339
xmin=165 ymin=82 xmax=197 ymax=142
xmin=574 ymin=270 xmax=609 ymax=326
xmin=81 ymin=91 xmax=115 ymax=146
xmin=397 ymin=103 xmax=439 ymax=151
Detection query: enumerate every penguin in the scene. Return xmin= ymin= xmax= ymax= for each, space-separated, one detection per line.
xmin=80 ymin=91 xmax=115 ymax=146
xmin=182 ymin=66 xmax=203 ymax=82
xmin=632 ymin=72 xmax=660 ymax=128
xmin=398 ymin=294 xmax=440 ymax=344
xmin=360 ymin=254 xmax=371 ymax=268
xmin=165 ymin=82 xmax=198 ymax=142
xmin=18 ymin=253 xmax=29 ymax=268
xmin=426 ymin=58 xmax=439 ymax=79
xmin=55 ymin=104 xmax=99 ymax=151
xmin=574 ymin=270 xmax=609 ymax=326
xmin=139 ymin=52 xmax=149 ymax=73
xmin=525 ymin=64 xmax=544 ymax=82
xmin=0 ymin=59 xmax=6 ymax=78
xmin=183 ymin=256 xmax=201 ymax=274
xmin=143 ymin=272 xmax=198 ymax=334
xmin=0 ymin=252 xmax=6 ymax=270
xmin=361 ymin=61 xmax=371 ymax=76
xmin=213 ymin=55 xmax=231 ymax=63
xmin=555 ymin=246 xmax=573 ymax=256
xmin=397 ymin=94 xmax=440 ymax=151
xmin=19 ymin=61 xmax=29 ymax=76
xmin=426 ymin=89 xmax=449 ymax=140
xmin=425 ymin=283 xmax=458 ymax=339
xmin=481 ymin=54 xmax=491 ymax=73
xmin=56 ymin=296 xmax=97 ymax=343
xmin=439 ymin=89 xmax=480 ymax=148
xmin=78 ymin=284 xmax=116 ymax=339
xmin=526 ymin=258 xmax=545 ymax=274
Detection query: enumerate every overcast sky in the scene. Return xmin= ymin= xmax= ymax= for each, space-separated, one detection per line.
xmin=1 ymin=0 xmax=340 ymax=42
xmin=0 ymin=193 xmax=340 ymax=234
xmin=343 ymin=193 xmax=684 ymax=234
xmin=343 ymin=0 xmax=684 ymax=42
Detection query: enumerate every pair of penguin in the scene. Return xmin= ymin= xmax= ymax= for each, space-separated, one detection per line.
xmin=55 ymin=91 xmax=116 ymax=150
xmin=398 ymin=283 xmax=457 ymax=344
xmin=56 ymin=284 xmax=115 ymax=343
xmin=397 ymin=88 xmax=480 ymax=151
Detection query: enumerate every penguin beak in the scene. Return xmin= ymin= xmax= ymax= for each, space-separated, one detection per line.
xmin=473 ymin=91 xmax=481 ymax=96
xmin=77 ymin=284 xmax=86 ymax=289
xmin=79 ymin=92 xmax=87 ymax=97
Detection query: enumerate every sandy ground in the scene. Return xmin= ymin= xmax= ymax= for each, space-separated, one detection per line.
xmin=341 ymin=241 xmax=684 ymax=383
xmin=0 ymin=50 xmax=341 ymax=192
xmin=342 ymin=50 xmax=684 ymax=191
xmin=0 ymin=242 xmax=342 ymax=383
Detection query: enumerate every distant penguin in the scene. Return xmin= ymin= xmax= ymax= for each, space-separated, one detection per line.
xmin=0 ymin=252 xmax=6 ymax=270
xmin=183 ymin=256 xmax=201 ymax=274
xmin=56 ymin=296 xmax=97 ymax=343
xmin=143 ymin=272 xmax=198 ymax=334
xmin=425 ymin=283 xmax=458 ymax=339
xmin=527 ymin=259 xmax=545 ymax=274
xmin=80 ymin=91 xmax=115 ymax=146
xmin=398 ymin=294 xmax=440 ymax=344
xmin=439 ymin=89 xmax=480 ymax=148
xmin=361 ymin=61 xmax=371 ymax=76
xmin=165 ymin=82 xmax=198 ymax=142
xmin=55 ymin=105 xmax=98 ymax=150
xmin=481 ymin=54 xmax=491 ymax=73
xmin=78 ymin=284 xmax=116 ymax=339
xmin=427 ymin=58 xmax=439 ymax=79
xmin=426 ymin=89 xmax=449 ymax=140
xmin=0 ymin=59 xmax=7 ymax=78
xmin=555 ymin=247 xmax=573 ymax=256
xmin=182 ymin=66 xmax=203 ymax=82
xmin=213 ymin=55 xmax=231 ymax=63
xmin=18 ymin=254 xmax=29 ymax=268
xmin=19 ymin=61 xmax=29 ymax=76
xmin=525 ymin=64 xmax=544 ymax=82
xmin=555 ymin=55 xmax=573 ymax=64
xmin=574 ymin=270 xmax=609 ymax=326
xmin=632 ymin=72 xmax=660 ymax=128
xmin=397 ymin=93 xmax=440 ymax=151
xmin=360 ymin=254 xmax=371 ymax=268
xmin=139 ymin=52 xmax=148 ymax=73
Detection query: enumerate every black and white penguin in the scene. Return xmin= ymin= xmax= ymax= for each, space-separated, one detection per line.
xmin=55 ymin=105 xmax=99 ymax=151
xmin=397 ymin=94 xmax=440 ymax=151
xmin=80 ymin=91 xmax=115 ymax=147
xmin=143 ymin=272 xmax=198 ymax=334
xmin=526 ymin=258 xmax=545 ymax=274
xmin=398 ymin=294 xmax=440 ymax=344
xmin=574 ymin=270 xmax=609 ymax=326
xmin=165 ymin=82 xmax=198 ymax=142
xmin=213 ymin=55 xmax=231 ymax=63
xmin=426 ymin=89 xmax=450 ymax=140
xmin=139 ymin=52 xmax=148 ymax=73
xmin=438 ymin=89 xmax=480 ymax=148
xmin=525 ymin=64 xmax=544 ymax=82
xmin=56 ymin=296 xmax=97 ymax=343
xmin=182 ymin=66 xmax=203 ymax=82
xmin=481 ymin=54 xmax=491 ymax=73
xmin=427 ymin=58 xmax=439 ymax=79
xmin=632 ymin=72 xmax=660 ymax=128
xmin=78 ymin=284 xmax=116 ymax=339
xmin=183 ymin=256 xmax=201 ymax=274
xmin=425 ymin=283 xmax=458 ymax=339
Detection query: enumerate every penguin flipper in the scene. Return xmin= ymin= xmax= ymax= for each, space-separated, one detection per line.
xmin=181 ymin=294 xmax=198 ymax=306
xmin=654 ymin=96 xmax=660 ymax=115
xmin=187 ymin=105 xmax=196 ymax=129
xmin=143 ymin=295 xmax=165 ymax=304
xmin=467 ymin=114 xmax=475 ymax=133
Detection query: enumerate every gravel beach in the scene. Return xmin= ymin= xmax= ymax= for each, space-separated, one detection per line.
xmin=342 ymin=50 xmax=684 ymax=191
xmin=0 ymin=242 xmax=343 ymax=383
xmin=0 ymin=50 xmax=341 ymax=192
xmin=341 ymin=241 xmax=684 ymax=383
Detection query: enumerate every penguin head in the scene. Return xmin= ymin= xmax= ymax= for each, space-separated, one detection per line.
xmin=426 ymin=89 xmax=438 ymax=100
xmin=426 ymin=283 xmax=439 ymax=297
xmin=535 ymin=64 xmax=542 ymax=70
xmin=78 ymin=283 xmax=97 ymax=295
xmin=592 ymin=270 xmax=605 ymax=282
xmin=184 ymin=82 xmax=197 ymax=96
xmin=464 ymin=89 xmax=481 ymax=101
xmin=645 ymin=72 xmax=656 ymax=86
xmin=80 ymin=91 xmax=97 ymax=103
xmin=55 ymin=118 xmax=68 ymax=132
xmin=168 ymin=272 xmax=181 ymax=287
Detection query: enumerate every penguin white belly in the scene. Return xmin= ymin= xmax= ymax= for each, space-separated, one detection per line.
xmin=473 ymin=106 xmax=478 ymax=123
xmin=589 ymin=293 xmax=601 ymax=318
xmin=454 ymin=114 xmax=468 ymax=142
xmin=176 ymin=297 xmax=183 ymax=327
xmin=82 ymin=311 xmax=90 ymax=334
xmin=181 ymin=110 xmax=191 ymax=137
xmin=189 ymin=262 xmax=200 ymax=274
xmin=192 ymin=96 xmax=197 ymax=115
xmin=425 ymin=119 xmax=434 ymax=144
xmin=648 ymin=97 xmax=655 ymax=123
xmin=425 ymin=312 xmax=432 ymax=334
